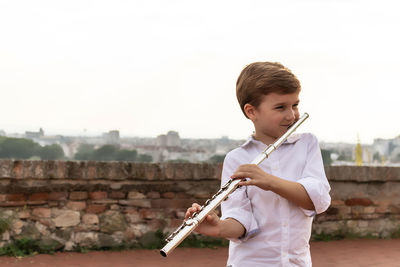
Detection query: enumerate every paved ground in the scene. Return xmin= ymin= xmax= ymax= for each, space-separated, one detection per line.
xmin=0 ymin=239 xmax=399 ymax=266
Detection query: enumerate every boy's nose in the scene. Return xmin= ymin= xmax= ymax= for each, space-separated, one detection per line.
xmin=286 ymin=109 xmax=296 ymax=121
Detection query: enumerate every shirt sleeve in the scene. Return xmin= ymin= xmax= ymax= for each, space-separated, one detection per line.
xmin=297 ymin=133 xmax=331 ymax=216
xmin=220 ymin=151 xmax=260 ymax=243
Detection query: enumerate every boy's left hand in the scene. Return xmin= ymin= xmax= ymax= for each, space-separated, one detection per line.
xmin=230 ymin=164 xmax=274 ymax=191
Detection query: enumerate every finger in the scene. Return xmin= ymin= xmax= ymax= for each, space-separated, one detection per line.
xmin=231 ymin=171 xmax=251 ymax=179
xmin=239 ymin=179 xmax=253 ymax=186
xmin=185 ymin=208 xmax=193 ymax=219
xmin=192 ymin=203 xmax=201 ymax=209
xmin=237 ymin=164 xmax=257 ymax=171
xmin=185 ymin=206 xmax=197 ymax=219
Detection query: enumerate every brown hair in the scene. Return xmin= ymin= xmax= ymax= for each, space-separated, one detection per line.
xmin=236 ymin=61 xmax=301 ymax=118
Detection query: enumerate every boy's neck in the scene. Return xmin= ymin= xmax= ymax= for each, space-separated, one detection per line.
xmin=252 ymin=131 xmax=276 ymax=146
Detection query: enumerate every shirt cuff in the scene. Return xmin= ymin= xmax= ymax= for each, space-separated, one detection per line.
xmin=221 ymin=209 xmax=260 ymax=243
xmin=297 ymin=176 xmax=331 ymax=215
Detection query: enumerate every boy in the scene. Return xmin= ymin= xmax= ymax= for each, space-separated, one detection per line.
xmin=185 ymin=62 xmax=331 ymax=266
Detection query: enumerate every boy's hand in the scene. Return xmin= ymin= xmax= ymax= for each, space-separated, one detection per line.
xmin=185 ymin=203 xmax=221 ymax=237
xmin=230 ymin=164 xmax=274 ymax=191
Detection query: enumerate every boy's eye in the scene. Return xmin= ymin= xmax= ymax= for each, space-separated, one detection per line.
xmin=275 ymin=106 xmax=284 ymax=109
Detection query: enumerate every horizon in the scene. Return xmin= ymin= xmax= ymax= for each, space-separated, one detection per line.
xmin=2 ymin=125 xmax=397 ymax=145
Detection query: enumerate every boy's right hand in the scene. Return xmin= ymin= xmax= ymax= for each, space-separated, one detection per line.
xmin=185 ymin=203 xmax=221 ymax=237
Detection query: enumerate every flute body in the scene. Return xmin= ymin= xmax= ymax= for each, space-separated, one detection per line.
xmin=160 ymin=113 xmax=309 ymax=257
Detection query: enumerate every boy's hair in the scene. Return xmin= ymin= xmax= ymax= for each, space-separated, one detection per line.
xmin=236 ymin=61 xmax=301 ymax=119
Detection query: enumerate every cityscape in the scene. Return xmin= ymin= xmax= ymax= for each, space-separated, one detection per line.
xmin=0 ymin=128 xmax=399 ymax=166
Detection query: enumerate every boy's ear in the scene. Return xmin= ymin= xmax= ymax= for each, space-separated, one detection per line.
xmin=244 ymin=103 xmax=257 ymax=121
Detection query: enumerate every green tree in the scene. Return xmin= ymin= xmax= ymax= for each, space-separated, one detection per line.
xmin=116 ymin=149 xmax=137 ymax=161
xmin=0 ymin=136 xmax=6 ymax=145
xmin=137 ymin=154 xmax=152 ymax=162
xmin=38 ymin=144 xmax=65 ymax=160
xmin=337 ymin=152 xmax=351 ymax=161
xmin=168 ymin=159 xmax=190 ymax=163
xmin=373 ymin=152 xmax=381 ymax=162
xmin=208 ymin=154 xmax=226 ymax=163
xmin=321 ymin=149 xmax=332 ymax=166
xmin=74 ymin=144 xmax=95 ymax=160
xmin=91 ymin=145 xmax=119 ymax=161
xmin=0 ymin=138 xmax=40 ymax=159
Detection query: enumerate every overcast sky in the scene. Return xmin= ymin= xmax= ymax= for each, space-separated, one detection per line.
xmin=1 ymin=0 xmax=399 ymax=144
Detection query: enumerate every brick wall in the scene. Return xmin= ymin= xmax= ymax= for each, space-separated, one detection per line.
xmin=0 ymin=160 xmax=399 ymax=250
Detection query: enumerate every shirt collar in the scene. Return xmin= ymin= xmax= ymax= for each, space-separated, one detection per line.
xmin=240 ymin=132 xmax=302 ymax=148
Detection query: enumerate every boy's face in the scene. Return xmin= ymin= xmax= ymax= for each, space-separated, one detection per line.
xmin=245 ymin=91 xmax=300 ymax=143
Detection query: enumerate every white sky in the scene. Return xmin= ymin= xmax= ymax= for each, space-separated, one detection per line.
xmin=1 ymin=0 xmax=399 ymax=144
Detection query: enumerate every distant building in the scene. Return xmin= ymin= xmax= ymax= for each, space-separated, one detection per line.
xmin=156 ymin=134 xmax=167 ymax=147
xmin=103 ymin=130 xmax=120 ymax=144
xmin=157 ymin=131 xmax=181 ymax=147
xmin=25 ymin=128 xmax=44 ymax=139
xmin=166 ymin=131 xmax=180 ymax=147
xmin=0 ymin=130 xmax=5 ymax=136
xmin=372 ymin=136 xmax=400 ymax=162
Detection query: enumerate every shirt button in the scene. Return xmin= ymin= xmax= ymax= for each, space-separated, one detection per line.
xmin=283 ymin=222 xmax=288 ymax=227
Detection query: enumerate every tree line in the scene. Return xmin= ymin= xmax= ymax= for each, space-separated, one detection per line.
xmin=0 ymin=136 xmax=64 ymax=160
xmin=74 ymin=144 xmax=152 ymax=162
xmin=0 ymin=136 xmax=152 ymax=162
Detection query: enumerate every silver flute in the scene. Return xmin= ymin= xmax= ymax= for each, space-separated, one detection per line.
xmin=160 ymin=113 xmax=309 ymax=257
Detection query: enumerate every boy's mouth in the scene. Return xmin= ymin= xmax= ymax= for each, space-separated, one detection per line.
xmin=283 ymin=120 xmax=298 ymax=129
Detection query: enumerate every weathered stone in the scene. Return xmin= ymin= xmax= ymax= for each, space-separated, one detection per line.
xmin=64 ymin=241 xmax=74 ymax=251
xmin=147 ymin=191 xmax=160 ymax=199
xmin=139 ymin=209 xmax=158 ymax=220
xmin=161 ymin=192 xmax=175 ymax=199
xmin=128 ymin=191 xmax=146 ymax=199
xmin=73 ymin=232 xmax=98 ymax=247
xmin=345 ymin=198 xmax=373 ymax=206
xmin=99 ymin=211 xmax=127 ymax=234
xmin=29 ymin=193 xmax=49 ymax=201
xmin=364 ymin=206 xmax=375 ymax=214
xmin=126 ymin=210 xmax=142 ymax=223
xmin=331 ymin=199 xmax=345 ymax=206
xmin=35 ymin=221 xmax=50 ymax=236
xmin=17 ymin=222 xmax=41 ymax=240
xmin=110 ymin=204 xmax=120 ymax=210
xmin=32 ymin=207 xmax=51 ymax=218
xmin=92 ymin=200 xmax=118 ymax=205
xmin=2 ymin=231 xmax=10 ymax=241
xmin=89 ymin=191 xmax=108 ymax=200
xmin=17 ymin=210 xmax=30 ymax=219
xmin=110 ymin=191 xmax=125 ymax=199
xmin=86 ymin=204 xmax=107 ymax=214
xmin=82 ymin=214 xmax=99 ymax=225
xmin=147 ymin=219 xmax=166 ymax=231
xmin=69 ymin=191 xmax=88 ymax=200
xmin=49 ymin=192 xmax=68 ymax=201
xmin=139 ymin=231 xmax=161 ymax=248
xmin=53 ymin=210 xmax=80 ymax=227
xmin=6 ymin=194 xmax=26 ymax=201
xmin=98 ymin=233 xmax=119 ymax=248
xmin=55 ymin=228 xmax=73 ymax=241
xmin=37 ymin=236 xmax=64 ymax=251
xmin=66 ymin=201 xmax=86 ymax=211
xmin=119 ymin=199 xmax=151 ymax=208
xmin=11 ymin=220 xmax=25 ymax=234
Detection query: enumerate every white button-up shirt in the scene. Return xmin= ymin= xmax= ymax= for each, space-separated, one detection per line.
xmin=220 ymin=133 xmax=331 ymax=267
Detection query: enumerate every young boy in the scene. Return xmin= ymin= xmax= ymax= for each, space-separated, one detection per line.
xmin=185 ymin=62 xmax=331 ymax=266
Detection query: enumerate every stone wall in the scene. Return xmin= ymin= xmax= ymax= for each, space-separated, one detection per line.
xmin=0 ymin=160 xmax=399 ymax=250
